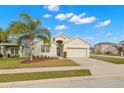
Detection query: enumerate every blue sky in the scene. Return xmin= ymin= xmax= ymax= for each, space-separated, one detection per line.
xmin=0 ymin=5 xmax=124 ymax=45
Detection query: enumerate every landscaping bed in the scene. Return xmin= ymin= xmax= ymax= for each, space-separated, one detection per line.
xmin=0 ymin=58 xmax=79 ymax=69
xmin=90 ymin=55 xmax=124 ymax=64
xmin=0 ymin=69 xmax=91 ymax=83
xmin=21 ymin=56 xmax=58 ymax=63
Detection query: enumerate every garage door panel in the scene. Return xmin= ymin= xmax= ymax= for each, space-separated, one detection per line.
xmin=66 ymin=48 xmax=87 ymax=58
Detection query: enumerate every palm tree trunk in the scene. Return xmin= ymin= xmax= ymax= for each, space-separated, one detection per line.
xmin=29 ymin=41 xmax=33 ymax=61
xmin=121 ymin=51 xmax=124 ymax=56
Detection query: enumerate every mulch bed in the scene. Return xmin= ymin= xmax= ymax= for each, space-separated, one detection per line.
xmin=21 ymin=55 xmax=58 ymax=64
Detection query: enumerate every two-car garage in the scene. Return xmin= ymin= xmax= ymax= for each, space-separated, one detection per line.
xmin=66 ymin=47 xmax=88 ymax=58
xmin=63 ymin=37 xmax=90 ymax=58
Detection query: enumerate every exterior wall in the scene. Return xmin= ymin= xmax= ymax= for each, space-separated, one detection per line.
xmin=54 ymin=35 xmax=71 ymax=43
xmin=101 ymin=44 xmax=109 ymax=53
xmin=64 ymin=37 xmax=90 ymax=57
xmin=33 ymin=41 xmax=57 ymax=57
xmin=19 ymin=46 xmax=30 ymax=57
xmin=107 ymin=45 xmax=118 ymax=54
xmin=87 ymin=48 xmax=90 ymax=57
xmin=64 ymin=38 xmax=90 ymax=49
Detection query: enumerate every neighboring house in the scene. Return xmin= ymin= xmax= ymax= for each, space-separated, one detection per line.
xmin=33 ymin=33 xmax=91 ymax=58
xmin=118 ymin=41 xmax=124 ymax=55
xmin=94 ymin=42 xmax=118 ymax=54
xmin=118 ymin=41 xmax=124 ymax=48
xmin=0 ymin=41 xmax=29 ymax=57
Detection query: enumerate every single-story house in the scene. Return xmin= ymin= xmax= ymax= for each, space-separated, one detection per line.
xmin=0 ymin=41 xmax=29 ymax=57
xmin=33 ymin=33 xmax=90 ymax=58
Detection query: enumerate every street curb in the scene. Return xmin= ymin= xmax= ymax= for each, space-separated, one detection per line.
xmin=1 ymin=74 xmax=124 ymax=87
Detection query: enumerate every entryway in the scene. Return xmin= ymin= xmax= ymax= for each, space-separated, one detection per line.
xmin=56 ymin=40 xmax=63 ymax=57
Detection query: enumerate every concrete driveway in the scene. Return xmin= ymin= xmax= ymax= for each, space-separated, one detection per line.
xmin=71 ymin=57 xmax=124 ymax=76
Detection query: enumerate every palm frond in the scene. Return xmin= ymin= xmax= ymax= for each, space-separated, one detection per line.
xmin=20 ymin=13 xmax=33 ymax=25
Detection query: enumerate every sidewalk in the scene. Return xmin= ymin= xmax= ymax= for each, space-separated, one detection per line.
xmin=0 ymin=66 xmax=88 ymax=74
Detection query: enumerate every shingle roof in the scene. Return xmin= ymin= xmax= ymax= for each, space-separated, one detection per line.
xmin=95 ymin=42 xmax=117 ymax=46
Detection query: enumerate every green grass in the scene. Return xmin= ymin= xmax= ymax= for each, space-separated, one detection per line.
xmin=93 ymin=54 xmax=123 ymax=56
xmin=90 ymin=55 xmax=124 ymax=64
xmin=0 ymin=69 xmax=91 ymax=83
xmin=0 ymin=58 xmax=79 ymax=69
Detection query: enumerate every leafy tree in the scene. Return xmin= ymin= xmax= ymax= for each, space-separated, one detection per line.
xmin=117 ymin=47 xmax=124 ymax=56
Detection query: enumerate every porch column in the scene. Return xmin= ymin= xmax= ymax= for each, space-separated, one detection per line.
xmin=121 ymin=51 xmax=124 ymax=56
xmin=0 ymin=46 xmax=4 ymax=54
xmin=19 ymin=46 xmax=23 ymax=57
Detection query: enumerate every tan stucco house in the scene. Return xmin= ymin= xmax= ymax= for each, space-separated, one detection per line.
xmin=94 ymin=42 xmax=118 ymax=54
xmin=33 ymin=33 xmax=90 ymax=58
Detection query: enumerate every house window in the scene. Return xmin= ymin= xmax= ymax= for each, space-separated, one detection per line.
xmin=41 ymin=45 xmax=50 ymax=53
xmin=46 ymin=45 xmax=50 ymax=52
xmin=41 ymin=45 xmax=45 ymax=53
xmin=11 ymin=48 xmax=14 ymax=55
xmin=15 ymin=48 xmax=18 ymax=55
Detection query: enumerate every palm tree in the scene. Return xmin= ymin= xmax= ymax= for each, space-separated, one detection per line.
xmin=0 ymin=28 xmax=10 ymax=43
xmin=8 ymin=13 xmax=51 ymax=60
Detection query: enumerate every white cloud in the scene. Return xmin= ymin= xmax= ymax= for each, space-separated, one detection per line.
xmin=65 ymin=13 xmax=74 ymax=18
xmin=69 ymin=13 xmax=96 ymax=24
xmin=55 ymin=25 xmax=68 ymax=30
xmin=55 ymin=14 xmax=66 ymax=20
xmin=55 ymin=13 xmax=74 ymax=21
xmin=69 ymin=13 xmax=86 ymax=23
xmin=44 ymin=5 xmax=59 ymax=11
xmin=76 ymin=16 xmax=96 ymax=24
xmin=43 ymin=14 xmax=52 ymax=18
xmin=111 ymin=37 xmax=118 ymax=40
xmin=105 ymin=33 xmax=113 ymax=37
xmin=95 ymin=19 xmax=111 ymax=28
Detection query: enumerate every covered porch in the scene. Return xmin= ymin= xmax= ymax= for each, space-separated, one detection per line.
xmin=0 ymin=43 xmax=29 ymax=57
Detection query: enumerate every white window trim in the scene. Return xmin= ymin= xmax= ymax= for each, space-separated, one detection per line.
xmin=41 ymin=45 xmax=50 ymax=53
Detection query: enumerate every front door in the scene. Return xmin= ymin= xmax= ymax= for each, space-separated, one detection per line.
xmin=56 ymin=40 xmax=63 ymax=57
xmin=57 ymin=47 xmax=61 ymax=56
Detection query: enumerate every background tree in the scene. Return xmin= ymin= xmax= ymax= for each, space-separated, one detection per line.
xmin=8 ymin=13 xmax=51 ymax=60
xmin=117 ymin=47 xmax=124 ymax=56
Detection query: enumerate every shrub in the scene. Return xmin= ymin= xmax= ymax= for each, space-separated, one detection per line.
xmin=0 ymin=54 xmax=3 ymax=58
xmin=63 ymin=51 xmax=67 ymax=58
xmin=7 ymin=53 xmax=10 ymax=58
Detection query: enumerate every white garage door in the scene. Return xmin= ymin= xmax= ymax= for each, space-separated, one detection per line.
xmin=66 ymin=48 xmax=87 ymax=58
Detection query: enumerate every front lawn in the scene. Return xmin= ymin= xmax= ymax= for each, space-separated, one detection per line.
xmin=0 ymin=58 xmax=79 ymax=69
xmin=0 ymin=69 xmax=91 ymax=83
xmin=90 ymin=55 xmax=124 ymax=64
